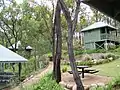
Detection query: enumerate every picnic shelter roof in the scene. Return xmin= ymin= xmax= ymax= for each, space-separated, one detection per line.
xmin=0 ymin=45 xmax=27 ymax=63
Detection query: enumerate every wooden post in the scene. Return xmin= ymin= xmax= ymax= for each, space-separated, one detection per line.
xmin=105 ymin=27 xmax=108 ymax=50
xmin=1 ymin=63 xmax=4 ymax=72
xmin=105 ymin=40 xmax=108 ymax=50
xmin=0 ymin=63 xmax=3 ymax=72
xmin=0 ymin=63 xmax=4 ymax=72
xmin=18 ymin=63 xmax=21 ymax=81
xmin=94 ymin=42 xmax=96 ymax=49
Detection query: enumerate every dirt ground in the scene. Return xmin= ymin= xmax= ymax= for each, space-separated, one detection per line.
xmin=61 ymin=72 xmax=112 ymax=89
xmin=12 ymin=62 xmax=112 ymax=90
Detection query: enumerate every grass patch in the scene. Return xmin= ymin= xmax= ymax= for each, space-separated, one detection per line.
xmin=92 ymin=59 xmax=120 ymax=77
xmin=23 ymin=73 xmax=64 ymax=90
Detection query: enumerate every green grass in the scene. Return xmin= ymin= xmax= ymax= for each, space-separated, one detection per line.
xmin=23 ymin=73 xmax=64 ymax=90
xmin=92 ymin=59 xmax=120 ymax=77
xmin=62 ymin=59 xmax=120 ymax=77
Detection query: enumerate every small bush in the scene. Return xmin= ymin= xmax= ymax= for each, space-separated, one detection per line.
xmin=84 ymin=55 xmax=92 ymax=61
xmin=74 ymin=49 xmax=106 ymax=56
xmin=62 ymin=66 xmax=68 ymax=73
xmin=112 ymin=76 xmax=120 ymax=87
xmin=100 ymin=55 xmax=105 ymax=59
xmin=24 ymin=73 xmax=64 ymax=90
xmin=105 ymin=54 xmax=119 ymax=60
xmin=76 ymin=60 xmax=94 ymax=67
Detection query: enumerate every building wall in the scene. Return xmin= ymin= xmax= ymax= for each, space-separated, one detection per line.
xmin=83 ymin=29 xmax=101 ymax=43
xmin=83 ymin=29 xmax=101 ymax=49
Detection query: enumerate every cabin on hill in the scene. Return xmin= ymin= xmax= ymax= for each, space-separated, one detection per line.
xmin=81 ymin=22 xmax=120 ymax=50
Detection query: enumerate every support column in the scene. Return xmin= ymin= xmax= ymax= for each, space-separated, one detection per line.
xmin=0 ymin=63 xmax=2 ymax=72
xmin=18 ymin=63 xmax=22 ymax=81
xmin=1 ymin=63 xmax=4 ymax=72
xmin=94 ymin=42 xmax=96 ymax=49
xmin=105 ymin=40 xmax=108 ymax=50
xmin=105 ymin=27 xmax=108 ymax=50
xmin=0 ymin=63 xmax=4 ymax=72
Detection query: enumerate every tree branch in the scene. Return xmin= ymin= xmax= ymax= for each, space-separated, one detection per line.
xmin=0 ymin=25 xmax=14 ymax=49
xmin=72 ymin=0 xmax=81 ymax=33
xmin=59 ymin=0 xmax=71 ymax=23
xmin=1 ymin=18 xmax=13 ymax=31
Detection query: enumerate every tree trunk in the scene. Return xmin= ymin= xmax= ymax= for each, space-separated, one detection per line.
xmin=53 ymin=0 xmax=62 ymax=83
xmin=55 ymin=1 xmax=61 ymax=83
xmin=52 ymin=6 xmax=57 ymax=79
xmin=67 ymin=20 xmax=84 ymax=90
xmin=59 ymin=0 xmax=84 ymax=89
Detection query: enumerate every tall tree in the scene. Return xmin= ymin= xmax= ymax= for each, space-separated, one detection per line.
xmin=0 ymin=0 xmax=23 ymax=51
xmin=53 ymin=0 xmax=62 ymax=83
xmin=59 ymin=0 xmax=84 ymax=89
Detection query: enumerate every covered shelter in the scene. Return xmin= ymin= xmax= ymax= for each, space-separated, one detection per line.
xmin=0 ymin=44 xmax=27 ymax=82
xmin=82 ymin=0 xmax=120 ymax=22
xmin=81 ymin=22 xmax=119 ymax=50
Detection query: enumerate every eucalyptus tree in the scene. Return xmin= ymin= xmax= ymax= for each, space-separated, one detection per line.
xmin=20 ymin=0 xmax=53 ymax=70
xmin=0 ymin=0 xmax=23 ymax=51
xmin=58 ymin=0 xmax=84 ymax=89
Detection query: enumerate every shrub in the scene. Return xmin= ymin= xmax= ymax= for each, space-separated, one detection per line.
xmin=23 ymin=73 xmax=64 ymax=90
xmin=74 ymin=49 xmax=106 ymax=56
xmin=104 ymin=54 xmax=119 ymax=60
xmin=62 ymin=66 xmax=68 ymax=73
xmin=74 ymin=50 xmax=84 ymax=55
xmin=84 ymin=55 xmax=92 ymax=61
xmin=112 ymin=76 xmax=120 ymax=87
xmin=20 ymin=55 xmax=49 ymax=82
xmin=76 ymin=60 xmax=94 ymax=67
xmin=100 ymin=55 xmax=105 ymax=59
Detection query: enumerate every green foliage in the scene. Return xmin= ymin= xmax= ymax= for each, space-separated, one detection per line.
xmin=110 ymin=46 xmax=120 ymax=55
xmin=63 ymin=54 xmax=119 ymax=67
xmin=24 ymin=73 xmax=64 ymax=90
xmin=21 ymin=56 xmax=48 ymax=81
xmin=45 ymin=53 xmax=52 ymax=57
xmin=90 ymin=86 xmax=105 ymax=90
xmin=74 ymin=49 xmax=106 ymax=55
xmin=62 ymin=66 xmax=68 ymax=73
xmin=104 ymin=54 xmax=119 ymax=60
xmin=112 ymin=76 xmax=120 ymax=87
xmin=76 ymin=60 xmax=93 ymax=67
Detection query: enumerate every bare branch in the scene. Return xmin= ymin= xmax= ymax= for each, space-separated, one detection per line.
xmin=59 ymin=0 xmax=71 ymax=23
xmin=0 ymin=25 xmax=14 ymax=49
xmin=72 ymin=0 xmax=81 ymax=33
xmin=1 ymin=18 xmax=13 ymax=31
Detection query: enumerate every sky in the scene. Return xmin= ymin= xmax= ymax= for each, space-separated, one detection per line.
xmin=16 ymin=0 xmax=53 ymax=7
xmin=15 ymin=0 xmax=93 ymax=16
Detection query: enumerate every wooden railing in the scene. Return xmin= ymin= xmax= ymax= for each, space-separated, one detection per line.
xmin=100 ymin=33 xmax=120 ymax=42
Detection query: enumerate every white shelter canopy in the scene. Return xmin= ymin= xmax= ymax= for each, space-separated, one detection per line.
xmin=0 ymin=45 xmax=27 ymax=63
xmin=81 ymin=22 xmax=117 ymax=32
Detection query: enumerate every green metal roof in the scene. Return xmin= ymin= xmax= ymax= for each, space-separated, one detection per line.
xmin=81 ymin=22 xmax=117 ymax=32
